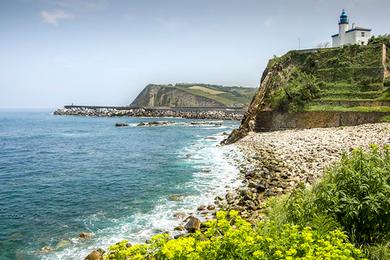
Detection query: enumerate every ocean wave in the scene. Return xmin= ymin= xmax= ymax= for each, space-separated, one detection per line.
xmin=42 ymin=132 xmax=241 ymax=259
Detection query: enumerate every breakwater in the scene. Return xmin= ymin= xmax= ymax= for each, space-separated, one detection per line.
xmin=54 ymin=105 xmax=245 ymax=120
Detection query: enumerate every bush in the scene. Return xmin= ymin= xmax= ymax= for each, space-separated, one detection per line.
xmin=314 ymin=145 xmax=390 ymax=244
xmin=272 ymin=145 xmax=390 ymax=245
xmin=368 ymin=34 xmax=390 ymax=47
xmin=271 ymin=68 xmax=320 ymax=112
xmin=106 ymin=211 xmax=364 ymax=260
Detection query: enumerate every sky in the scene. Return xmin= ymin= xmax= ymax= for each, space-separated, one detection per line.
xmin=0 ymin=0 xmax=389 ymax=109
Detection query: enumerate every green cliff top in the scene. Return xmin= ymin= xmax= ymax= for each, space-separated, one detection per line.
xmin=265 ymin=36 xmax=390 ymax=113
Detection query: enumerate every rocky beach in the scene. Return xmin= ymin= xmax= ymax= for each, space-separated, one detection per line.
xmin=211 ymin=123 xmax=390 ymax=224
xmin=143 ymin=122 xmax=390 ymax=241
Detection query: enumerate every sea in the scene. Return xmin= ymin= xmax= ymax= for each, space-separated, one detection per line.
xmin=0 ymin=110 xmax=242 ymax=259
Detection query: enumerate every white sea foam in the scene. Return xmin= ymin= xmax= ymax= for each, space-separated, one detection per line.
xmin=42 ymin=128 xmax=241 ymax=260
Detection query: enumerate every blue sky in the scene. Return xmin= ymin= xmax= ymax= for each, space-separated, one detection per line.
xmin=1 ymin=0 xmax=389 ymax=108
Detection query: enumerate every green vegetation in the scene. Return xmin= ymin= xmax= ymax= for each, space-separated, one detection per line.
xmin=134 ymin=83 xmax=257 ymax=107
xmin=174 ymin=84 xmax=256 ymax=107
xmin=266 ymin=43 xmax=389 ymax=113
xmin=380 ymin=115 xmax=390 ymax=122
xmin=106 ymin=212 xmax=363 ymax=260
xmin=368 ymin=34 xmax=390 ymax=47
xmin=270 ymin=69 xmax=320 ymax=112
xmin=304 ymin=104 xmax=390 ymax=112
xmin=106 ymin=145 xmax=389 ymax=259
xmin=269 ymin=145 xmax=390 ymax=259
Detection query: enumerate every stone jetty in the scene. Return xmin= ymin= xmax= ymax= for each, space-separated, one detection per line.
xmin=54 ymin=106 xmax=244 ymax=120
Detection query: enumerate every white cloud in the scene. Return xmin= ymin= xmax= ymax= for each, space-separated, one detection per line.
xmin=40 ymin=9 xmax=73 ymax=25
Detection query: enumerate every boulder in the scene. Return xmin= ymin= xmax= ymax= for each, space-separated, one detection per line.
xmin=115 ymin=123 xmax=128 ymax=127
xmin=197 ymin=205 xmax=206 ymax=211
xmin=174 ymin=225 xmax=185 ymax=231
xmin=225 ymin=192 xmax=235 ymax=203
xmin=184 ymin=216 xmax=201 ymax=232
xmin=207 ymin=204 xmax=216 ymax=210
xmin=168 ymin=195 xmax=184 ymax=202
xmin=173 ymin=212 xmax=187 ymax=219
xmin=248 ymin=182 xmax=266 ymax=192
xmin=39 ymin=246 xmax=53 ymax=253
xmin=79 ymin=232 xmax=93 ymax=239
xmin=55 ymin=239 xmax=70 ymax=250
xmin=85 ymin=250 xmax=103 ymax=260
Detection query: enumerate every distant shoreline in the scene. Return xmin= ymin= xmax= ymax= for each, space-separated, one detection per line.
xmin=54 ymin=105 xmax=246 ymax=120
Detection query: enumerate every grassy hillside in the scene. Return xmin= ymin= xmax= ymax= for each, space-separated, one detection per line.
xmin=131 ymin=83 xmax=257 ymax=107
xmin=266 ymin=38 xmax=390 ymax=113
xmin=175 ymin=84 xmax=257 ymax=106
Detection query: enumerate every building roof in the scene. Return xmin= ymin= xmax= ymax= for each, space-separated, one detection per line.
xmin=331 ymin=33 xmax=339 ymax=38
xmin=345 ymin=27 xmax=372 ymax=33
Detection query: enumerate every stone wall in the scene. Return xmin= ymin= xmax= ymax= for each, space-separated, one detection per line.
xmin=254 ymin=111 xmax=390 ymax=132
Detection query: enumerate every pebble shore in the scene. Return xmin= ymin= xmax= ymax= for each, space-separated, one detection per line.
xmin=216 ymin=123 xmax=390 ymax=223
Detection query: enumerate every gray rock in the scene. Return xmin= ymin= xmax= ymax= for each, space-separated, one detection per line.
xmin=197 ymin=205 xmax=206 ymax=211
xmin=207 ymin=204 xmax=216 ymax=210
xmin=85 ymin=249 xmax=104 ymax=260
xmin=115 ymin=123 xmax=128 ymax=127
xmin=168 ymin=195 xmax=184 ymax=202
xmin=79 ymin=232 xmax=93 ymax=239
xmin=173 ymin=212 xmax=187 ymax=219
xmin=184 ymin=216 xmax=201 ymax=232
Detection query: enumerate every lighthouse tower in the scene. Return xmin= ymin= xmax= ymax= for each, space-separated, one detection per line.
xmin=331 ymin=9 xmax=371 ymax=47
xmin=338 ymin=9 xmax=349 ymax=45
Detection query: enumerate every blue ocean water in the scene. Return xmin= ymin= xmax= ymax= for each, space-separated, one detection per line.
xmin=0 ymin=111 xmax=240 ymax=259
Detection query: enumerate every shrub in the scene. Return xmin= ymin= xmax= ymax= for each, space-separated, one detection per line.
xmin=106 ymin=211 xmax=364 ymax=259
xmin=314 ymin=145 xmax=390 ymax=244
xmin=368 ymin=34 xmax=390 ymax=47
xmin=271 ymin=68 xmax=320 ymax=112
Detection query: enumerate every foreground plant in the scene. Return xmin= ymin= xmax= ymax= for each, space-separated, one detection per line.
xmin=106 ymin=210 xmax=363 ymax=259
xmin=268 ymin=145 xmax=390 ymax=259
xmin=106 ymin=145 xmax=389 ymax=259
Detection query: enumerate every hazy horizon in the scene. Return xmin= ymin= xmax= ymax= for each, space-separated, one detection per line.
xmin=1 ymin=0 xmax=389 ymax=109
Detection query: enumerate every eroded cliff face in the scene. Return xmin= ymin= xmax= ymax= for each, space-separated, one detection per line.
xmin=223 ymin=62 xmax=296 ymax=144
xmin=224 ymin=44 xmax=389 ymax=144
xmin=130 ymin=84 xmax=223 ymax=107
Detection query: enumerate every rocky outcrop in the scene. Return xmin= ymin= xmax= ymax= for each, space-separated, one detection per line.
xmin=137 ymin=121 xmax=174 ymax=127
xmin=223 ymin=65 xmax=284 ymax=143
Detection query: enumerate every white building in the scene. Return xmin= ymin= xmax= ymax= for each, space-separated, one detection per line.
xmin=332 ymin=10 xmax=372 ymax=47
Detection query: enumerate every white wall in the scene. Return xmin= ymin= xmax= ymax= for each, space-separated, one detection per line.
xmin=344 ymin=30 xmax=372 ymax=45
xmin=338 ymin=23 xmax=349 ymax=46
xmin=331 ymin=29 xmax=371 ymax=47
xmin=332 ymin=36 xmax=340 ymax=47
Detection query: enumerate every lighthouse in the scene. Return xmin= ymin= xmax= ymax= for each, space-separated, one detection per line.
xmin=338 ymin=9 xmax=349 ymax=46
xmin=331 ymin=10 xmax=372 ymax=47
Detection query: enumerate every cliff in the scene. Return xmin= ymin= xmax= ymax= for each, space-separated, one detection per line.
xmin=225 ymin=41 xmax=390 ymax=144
xmin=130 ymin=84 xmax=256 ymax=107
